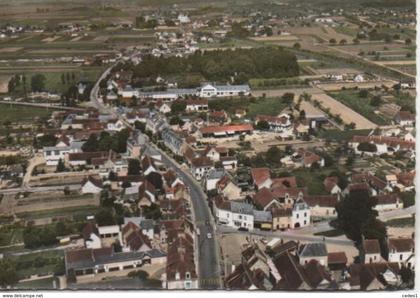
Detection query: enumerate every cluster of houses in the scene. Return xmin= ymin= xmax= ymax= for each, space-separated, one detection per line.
xmin=225 ymin=236 xmax=414 ymax=290
xmin=35 ymin=108 xmax=201 ymax=288
xmin=64 ymin=150 xmax=199 ymax=289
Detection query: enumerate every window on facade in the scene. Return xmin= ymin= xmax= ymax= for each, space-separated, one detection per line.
xmin=304 ymin=212 xmax=307 ymax=217
xmin=304 ymin=220 xmax=306 ymax=225
xmin=400 ymin=254 xmax=403 ymax=261
xmin=186 ymin=272 xmax=190 ymax=279
xmin=296 ymin=214 xmax=299 ymax=219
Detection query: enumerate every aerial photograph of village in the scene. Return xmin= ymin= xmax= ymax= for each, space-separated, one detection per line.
xmin=0 ymin=0 xmax=416 ymax=292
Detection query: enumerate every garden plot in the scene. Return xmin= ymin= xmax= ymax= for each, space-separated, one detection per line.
xmin=311 ymin=93 xmax=377 ymax=129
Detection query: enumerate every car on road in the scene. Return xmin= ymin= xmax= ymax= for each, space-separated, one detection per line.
xmin=238 ymin=227 xmax=249 ymax=232
xmin=207 ymin=232 xmax=212 ymax=239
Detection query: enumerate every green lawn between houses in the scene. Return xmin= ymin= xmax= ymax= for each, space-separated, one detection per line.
xmin=0 ymin=105 xmax=53 ymax=123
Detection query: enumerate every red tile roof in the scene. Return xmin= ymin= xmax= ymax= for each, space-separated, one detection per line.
xmin=250 ymin=168 xmax=271 ymax=187
xmin=388 ymin=238 xmax=414 ymax=253
xmin=303 ymin=195 xmax=337 ymax=208
xmin=200 ymin=124 xmax=253 ymax=134
xmin=364 ymin=239 xmax=381 ymax=254
xmin=328 ymin=252 xmax=347 ymax=265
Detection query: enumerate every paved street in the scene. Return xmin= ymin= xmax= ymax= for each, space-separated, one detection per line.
xmin=89 ymin=65 xmax=222 ymax=289
xmin=150 ymin=144 xmax=222 ymax=289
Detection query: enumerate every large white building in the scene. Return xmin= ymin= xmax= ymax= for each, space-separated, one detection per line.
xmin=199 ymin=83 xmax=251 ymax=98
xmin=213 ymin=197 xmax=254 ymax=230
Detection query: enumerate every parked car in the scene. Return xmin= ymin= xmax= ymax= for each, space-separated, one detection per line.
xmin=207 ymin=232 xmax=212 ymax=239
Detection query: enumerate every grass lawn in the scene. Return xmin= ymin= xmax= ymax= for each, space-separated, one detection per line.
xmin=314 ymin=228 xmax=344 ymax=237
xmin=317 ymin=128 xmax=372 ymax=142
xmin=287 ymin=168 xmax=332 ymax=195
xmin=0 ymin=105 xmax=53 ymax=123
xmin=386 ymin=216 xmax=415 ymax=227
xmin=9 ymin=67 xmax=103 ymax=94
xmin=328 ymin=90 xmax=390 ymax=125
xmin=16 ymin=205 xmax=97 ymax=221
xmin=0 ymin=227 xmax=24 ymax=246
xmin=14 ymin=277 xmax=56 ymax=289
xmin=247 ymin=97 xmax=289 ymax=118
xmin=208 ymin=96 xmax=288 ymax=119
xmin=10 ymin=250 xmax=64 ymax=279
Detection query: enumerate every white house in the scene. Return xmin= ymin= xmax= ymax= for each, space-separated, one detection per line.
xmin=97 ymin=225 xmax=123 ymax=247
xmin=363 ymin=239 xmax=383 ymax=264
xmin=388 ymin=238 xmax=415 ymax=269
xmin=373 ymin=194 xmax=403 ymax=212
xmin=291 ymin=198 xmax=311 ymax=228
xmin=205 ymin=169 xmax=225 ymax=191
xmin=199 ymin=83 xmax=251 ymax=98
xmin=213 ymin=197 xmax=254 ymax=230
xmin=190 ymin=157 xmax=213 ymax=181
xmin=43 ymin=140 xmax=83 ymax=166
xmin=106 ymin=119 xmax=126 ymax=132
xmin=299 ymin=242 xmax=328 ymax=266
xmin=81 ymin=176 xmax=103 ymax=194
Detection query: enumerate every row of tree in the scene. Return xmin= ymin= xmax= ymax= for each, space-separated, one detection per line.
xmin=131 ymin=47 xmax=299 ymax=85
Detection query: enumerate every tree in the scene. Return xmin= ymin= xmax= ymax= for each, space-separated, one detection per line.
xmin=0 ymin=259 xmax=18 ymax=288
xmin=281 ymin=92 xmax=295 ymax=105
xmin=265 ymin=146 xmax=283 ymax=166
xmin=82 ymin=134 xmax=99 ymax=152
xmin=30 ymin=74 xmax=46 ymax=92
xmin=299 ymin=110 xmax=306 ymax=120
xmin=56 ymin=158 xmax=66 ymax=172
xmin=142 ymin=203 xmax=162 ymax=220
xmin=169 ymin=116 xmax=184 ymax=126
xmin=329 ymin=38 xmax=337 ymax=44
xmin=256 ymin=120 xmax=270 ymax=131
xmin=405 ymin=38 xmax=412 ymax=45
xmin=146 ymin=172 xmax=163 ymax=190
xmin=128 ymin=159 xmax=141 ymax=175
xmin=95 ymin=208 xmax=117 ymax=226
xmin=128 ymin=270 xmax=149 ymax=280
xmin=335 ymin=189 xmax=386 ymax=245
xmin=357 ymin=142 xmax=377 ymax=152
xmin=293 ymin=42 xmax=301 ymax=49
xmin=339 ymin=39 xmax=347 ymax=45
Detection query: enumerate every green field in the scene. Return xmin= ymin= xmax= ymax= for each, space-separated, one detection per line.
xmin=317 ymin=128 xmax=373 ymax=142
xmin=6 ymin=67 xmax=103 ymax=94
xmin=14 ymin=277 xmax=56 ymax=289
xmin=10 ymin=250 xmax=64 ymax=279
xmin=289 ymin=168 xmax=332 ymax=195
xmin=0 ymin=226 xmax=24 ymax=247
xmin=16 ymin=205 xmax=97 ymax=221
xmin=328 ymin=90 xmax=390 ymax=125
xmin=208 ymin=96 xmax=289 ymax=119
xmin=386 ymin=216 xmax=415 ymax=227
xmin=0 ymin=105 xmax=53 ymax=122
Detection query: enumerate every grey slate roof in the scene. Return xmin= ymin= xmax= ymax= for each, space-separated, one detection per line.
xmin=299 ymin=242 xmax=328 ymax=258
xmin=230 ymin=201 xmax=254 ymax=215
xmin=253 ymin=210 xmax=272 ymax=222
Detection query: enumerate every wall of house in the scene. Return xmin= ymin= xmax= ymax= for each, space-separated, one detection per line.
xmin=365 ymin=253 xmax=382 ymax=264
xmin=389 ymin=251 xmax=414 ymax=268
xmin=272 ymin=216 xmax=291 ymax=230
